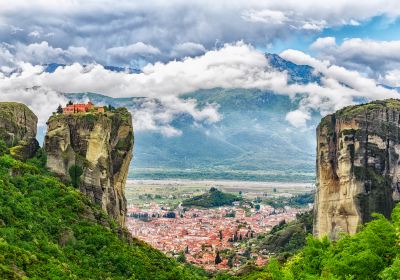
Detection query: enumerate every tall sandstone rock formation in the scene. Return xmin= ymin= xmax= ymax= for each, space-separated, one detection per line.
xmin=0 ymin=102 xmax=39 ymax=159
xmin=44 ymin=108 xmax=134 ymax=226
xmin=314 ymin=99 xmax=400 ymax=239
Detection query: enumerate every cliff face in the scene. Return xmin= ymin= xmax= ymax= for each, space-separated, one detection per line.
xmin=44 ymin=108 xmax=134 ymax=226
xmin=0 ymin=102 xmax=39 ymax=159
xmin=314 ymin=99 xmax=400 ymax=239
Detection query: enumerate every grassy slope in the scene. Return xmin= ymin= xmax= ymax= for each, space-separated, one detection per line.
xmin=0 ymin=149 xmax=206 ymax=280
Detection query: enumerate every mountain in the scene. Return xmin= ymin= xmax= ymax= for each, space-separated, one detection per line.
xmin=35 ymin=54 xmax=332 ymax=182
xmin=43 ymin=63 xmax=140 ymax=74
xmin=56 ymin=89 xmax=318 ymax=182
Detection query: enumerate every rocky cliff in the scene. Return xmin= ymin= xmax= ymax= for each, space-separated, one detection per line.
xmin=44 ymin=108 xmax=134 ymax=226
xmin=314 ymin=99 xmax=400 ymax=239
xmin=0 ymin=102 xmax=39 ymax=159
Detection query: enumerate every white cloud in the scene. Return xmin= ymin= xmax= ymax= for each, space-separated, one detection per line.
xmin=2 ymin=1 xmax=400 ymax=66
xmin=285 ymin=109 xmax=310 ymax=128
xmin=0 ymin=41 xmax=92 ymax=65
xmin=129 ymin=96 xmax=221 ymax=137
xmin=106 ymin=42 xmax=160 ymax=57
xmin=310 ymin=36 xmax=336 ymax=50
xmin=300 ymin=20 xmax=327 ymax=31
xmin=241 ymin=9 xmax=288 ymax=24
xmin=28 ymin=30 xmax=40 ymax=38
xmin=310 ymin=37 xmax=400 ymax=81
xmin=0 ymin=42 xmax=399 ymax=134
xmin=381 ymin=69 xmax=400 ymax=87
xmin=170 ymin=42 xmax=206 ymax=58
xmin=280 ymin=48 xmax=399 ymax=125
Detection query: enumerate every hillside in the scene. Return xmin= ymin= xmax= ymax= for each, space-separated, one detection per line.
xmin=221 ymin=206 xmax=400 ymax=280
xmin=182 ymin=187 xmax=242 ymax=208
xmin=0 ymin=145 xmax=206 ymax=279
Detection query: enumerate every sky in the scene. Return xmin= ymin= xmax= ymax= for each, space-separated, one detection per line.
xmin=1 ymin=0 xmax=400 ymax=134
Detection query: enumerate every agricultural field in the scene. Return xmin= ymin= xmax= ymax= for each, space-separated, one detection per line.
xmin=125 ymin=179 xmax=314 ymax=208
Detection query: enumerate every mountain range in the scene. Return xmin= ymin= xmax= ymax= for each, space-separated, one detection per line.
xmin=36 ymin=54 xmax=366 ymax=182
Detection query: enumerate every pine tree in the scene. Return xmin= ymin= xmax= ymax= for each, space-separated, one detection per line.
xmin=56 ymin=105 xmax=63 ymax=114
xmin=227 ymin=255 xmax=234 ymax=268
xmin=215 ymin=251 xmax=222 ymax=265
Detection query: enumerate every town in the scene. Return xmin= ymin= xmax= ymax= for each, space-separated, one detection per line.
xmin=126 ymin=201 xmax=311 ymax=271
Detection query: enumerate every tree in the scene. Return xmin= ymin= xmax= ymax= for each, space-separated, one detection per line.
xmin=177 ymin=251 xmax=186 ymax=263
xmin=215 ymin=251 xmax=222 ymax=265
xmin=56 ymin=105 xmax=63 ymax=114
xmin=219 ymin=230 xmax=223 ymax=240
xmin=233 ymin=231 xmax=238 ymax=242
xmin=0 ymin=139 xmax=8 ymax=156
xmin=227 ymin=255 xmax=234 ymax=268
xmin=69 ymin=164 xmax=83 ymax=188
xmin=67 ymin=100 xmax=73 ymax=106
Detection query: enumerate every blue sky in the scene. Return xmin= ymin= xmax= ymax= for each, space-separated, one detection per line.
xmin=265 ymin=15 xmax=400 ymax=54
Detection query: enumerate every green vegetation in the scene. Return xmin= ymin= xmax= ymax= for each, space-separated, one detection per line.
xmin=182 ymin=187 xmax=242 ymax=208
xmin=264 ymin=193 xmax=314 ymax=209
xmin=218 ymin=206 xmax=400 ymax=280
xmin=0 ymin=147 xmax=205 ymax=279
xmin=257 ymin=211 xmax=313 ymax=261
xmin=336 ymin=98 xmax=400 ymax=118
xmin=131 ymin=168 xmax=315 ymax=182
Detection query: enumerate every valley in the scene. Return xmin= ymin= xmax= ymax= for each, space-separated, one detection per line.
xmin=125 ymin=179 xmax=314 ymax=270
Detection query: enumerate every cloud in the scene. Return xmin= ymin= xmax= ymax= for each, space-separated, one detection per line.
xmin=382 ymin=69 xmax=400 ymax=87
xmin=106 ymin=42 xmax=160 ymax=58
xmin=280 ymin=48 xmax=400 ymax=125
xmin=310 ymin=36 xmax=336 ymax=50
xmin=2 ymin=1 xmax=400 ymax=66
xmin=28 ymin=30 xmax=40 ymax=38
xmin=3 ymin=42 xmax=286 ymax=98
xmin=129 ymin=96 xmax=221 ymax=137
xmin=0 ymin=41 xmax=92 ymax=65
xmin=0 ymin=42 xmax=399 ymax=134
xmin=170 ymin=42 xmax=206 ymax=58
xmin=285 ymin=109 xmax=310 ymax=128
xmin=241 ymin=9 xmax=288 ymax=25
xmin=310 ymin=37 xmax=400 ymax=80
